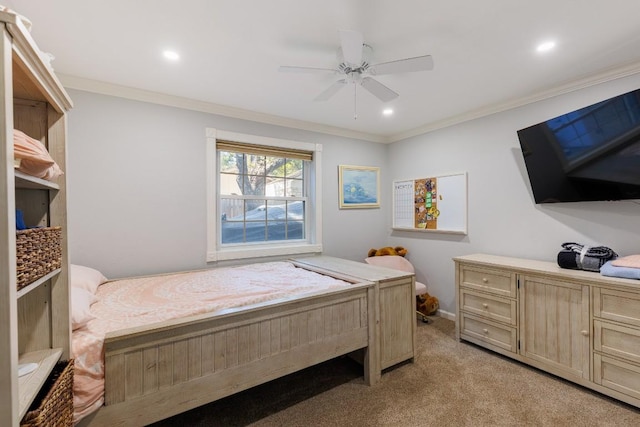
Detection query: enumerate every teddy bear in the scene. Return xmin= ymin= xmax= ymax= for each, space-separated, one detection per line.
xmin=367 ymin=246 xmax=408 ymax=258
xmin=416 ymin=292 xmax=439 ymax=316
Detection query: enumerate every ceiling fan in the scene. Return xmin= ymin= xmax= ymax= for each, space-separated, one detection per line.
xmin=279 ymin=30 xmax=434 ymax=117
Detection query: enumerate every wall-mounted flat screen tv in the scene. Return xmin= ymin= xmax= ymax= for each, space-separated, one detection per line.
xmin=517 ymin=87 xmax=640 ymax=203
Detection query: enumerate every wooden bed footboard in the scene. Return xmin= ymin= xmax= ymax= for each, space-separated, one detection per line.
xmin=80 ymin=283 xmax=378 ymax=426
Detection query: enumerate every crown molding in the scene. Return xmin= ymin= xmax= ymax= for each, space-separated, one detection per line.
xmin=386 ymin=59 xmax=640 ymax=143
xmin=59 ymin=59 xmax=640 ymax=146
xmin=57 ymin=74 xmax=385 ymax=143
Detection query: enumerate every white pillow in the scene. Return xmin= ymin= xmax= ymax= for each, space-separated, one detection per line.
xmin=71 ymin=287 xmax=97 ymax=330
xmin=70 ymin=264 xmax=107 ymax=295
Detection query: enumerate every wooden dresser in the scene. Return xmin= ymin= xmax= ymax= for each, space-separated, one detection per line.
xmin=455 ymin=253 xmax=640 ymax=408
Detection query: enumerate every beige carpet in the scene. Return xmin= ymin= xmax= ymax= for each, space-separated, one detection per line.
xmin=151 ymin=317 xmax=640 ymax=426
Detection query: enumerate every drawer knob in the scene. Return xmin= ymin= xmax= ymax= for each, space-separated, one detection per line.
xmin=581 ymin=330 xmax=589 ymax=336
xmin=482 ymin=303 xmax=489 ymax=308
xmin=482 ymin=277 xmax=488 ymax=283
xmin=483 ymin=328 xmax=489 ymax=334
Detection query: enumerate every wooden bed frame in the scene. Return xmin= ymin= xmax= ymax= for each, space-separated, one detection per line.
xmin=78 ymin=256 xmax=416 ymax=426
xmin=78 ymin=277 xmax=378 ymax=426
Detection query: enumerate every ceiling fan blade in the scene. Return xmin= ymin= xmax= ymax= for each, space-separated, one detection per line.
xmin=370 ymin=55 xmax=434 ymax=75
xmin=278 ymin=65 xmax=337 ymax=74
xmin=314 ymin=79 xmax=348 ymax=101
xmin=360 ymin=77 xmax=398 ymax=102
xmin=339 ymin=30 xmax=363 ymax=66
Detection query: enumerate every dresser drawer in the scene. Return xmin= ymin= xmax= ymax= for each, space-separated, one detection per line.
xmin=459 ymin=265 xmax=516 ymax=298
xmin=594 ymin=287 xmax=640 ymax=328
xmin=594 ymin=320 xmax=640 ymax=364
xmin=594 ymin=353 xmax=640 ymax=401
xmin=459 ymin=288 xmax=516 ymax=326
xmin=459 ymin=312 xmax=517 ymax=353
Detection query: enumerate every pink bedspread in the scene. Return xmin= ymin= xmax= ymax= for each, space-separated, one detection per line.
xmin=72 ymin=261 xmax=352 ymax=422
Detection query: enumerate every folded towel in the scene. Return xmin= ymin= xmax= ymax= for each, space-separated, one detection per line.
xmin=600 ymin=260 xmax=640 ymax=280
xmin=612 ymin=255 xmax=640 ymax=269
xmin=557 ymin=242 xmax=618 ymax=272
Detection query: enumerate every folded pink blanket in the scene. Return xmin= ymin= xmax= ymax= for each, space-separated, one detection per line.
xmin=612 ymin=254 xmax=640 ymax=269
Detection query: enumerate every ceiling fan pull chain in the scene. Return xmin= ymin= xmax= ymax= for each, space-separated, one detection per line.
xmin=353 ymin=83 xmax=358 ymax=120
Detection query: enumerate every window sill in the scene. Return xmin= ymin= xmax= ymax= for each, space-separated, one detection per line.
xmin=207 ymin=243 xmax=323 ymax=262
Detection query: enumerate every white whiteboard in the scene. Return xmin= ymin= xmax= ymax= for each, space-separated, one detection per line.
xmin=392 ymin=172 xmax=467 ymax=234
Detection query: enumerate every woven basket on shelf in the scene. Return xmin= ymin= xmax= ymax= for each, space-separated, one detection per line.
xmin=16 ymin=226 xmax=62 ymax=290
xmin=20 ymin=359 xmax=74 ymax=427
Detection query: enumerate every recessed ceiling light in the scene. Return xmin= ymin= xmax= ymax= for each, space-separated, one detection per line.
xmin=536 ymin=41 xmax=556 ymax=53
xmin=163 ymin=50 xmax=180 ymax=61
xmin=383 ymin=108 xmax=394 ymax=116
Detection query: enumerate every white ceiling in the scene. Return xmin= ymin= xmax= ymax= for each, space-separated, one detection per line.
xmin=5 ymin=0 xmax=640 ymax=142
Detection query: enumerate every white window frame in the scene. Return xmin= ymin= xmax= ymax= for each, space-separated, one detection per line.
xmin=206 ymin=128 xmax=323 ymax=262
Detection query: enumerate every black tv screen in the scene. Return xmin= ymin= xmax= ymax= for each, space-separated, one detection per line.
xmin=517 ymin=87 xmax=640 ymax=203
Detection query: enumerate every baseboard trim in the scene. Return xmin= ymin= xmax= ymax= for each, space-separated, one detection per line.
xmin=436 ymin=310 xmax=455 ymax=321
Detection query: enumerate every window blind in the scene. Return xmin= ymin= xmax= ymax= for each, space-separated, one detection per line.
xmin=216 ymin=140 xmax=313 ymax=161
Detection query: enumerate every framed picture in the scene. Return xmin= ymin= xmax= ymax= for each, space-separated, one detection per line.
xmin=338 ymin=165 xmax=380 ymax=209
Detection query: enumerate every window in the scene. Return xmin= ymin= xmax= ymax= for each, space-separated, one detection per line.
xmin=206 ymin=128 xmax=322 ymax=261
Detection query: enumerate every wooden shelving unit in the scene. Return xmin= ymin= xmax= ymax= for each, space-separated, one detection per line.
xmin=0 ymin=9 xmax=73 ymax=426
xmin=16 ymin=268 xmax=61 ymax=299
xmin=15 ymin=169 xmax=60 ymax=190
xmin=17 ymin=348 xmax=63 ymax=419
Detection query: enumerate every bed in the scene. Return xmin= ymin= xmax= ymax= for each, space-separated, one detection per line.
xmin=73 ymin=259 xmax=381 ymax=426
